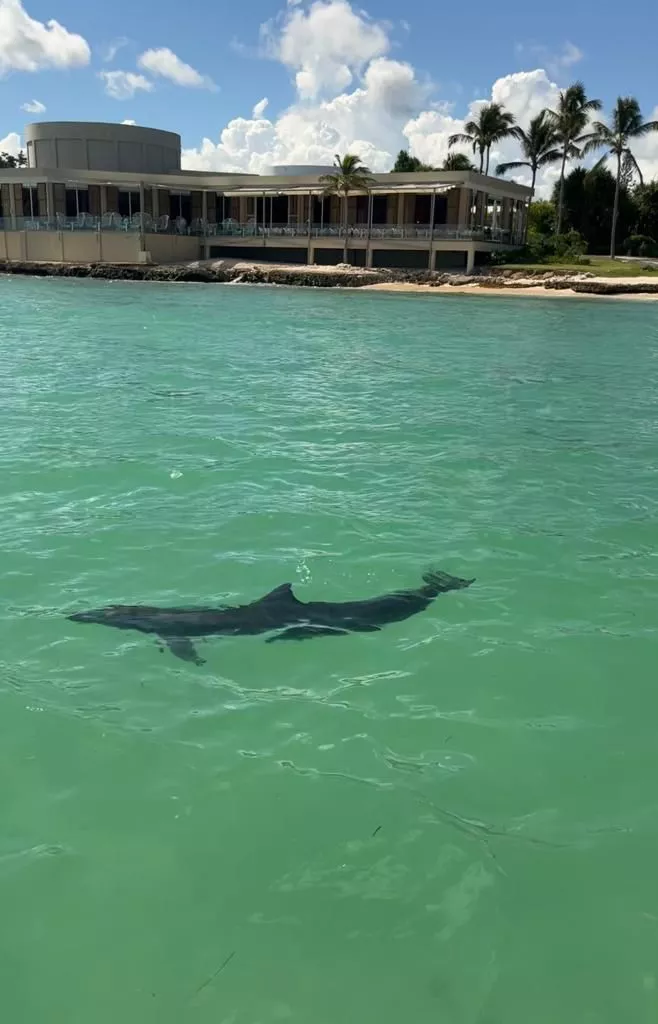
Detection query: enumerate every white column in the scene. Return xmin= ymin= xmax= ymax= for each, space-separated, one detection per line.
xmin=397 ymin=193 xmax=405 ymax=226
xmin=428 ymin=190 xmax=436 ymax=270
xmin=9 ymin=184 xmax=18 ymax=229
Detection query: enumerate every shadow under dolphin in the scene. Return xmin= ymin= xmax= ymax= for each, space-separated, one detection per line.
xmin=67 ymin=568 xmax=474 ymax=665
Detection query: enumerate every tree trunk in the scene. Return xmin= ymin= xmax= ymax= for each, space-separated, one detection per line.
xmin=525 ymin=168 xmax=538 ymax=244
xmin=610 ymin=153 xmax=621 ymax=259
xmin=342 ymin=193 xmax=348 ymax=264
xmin=485 ymin=147 xmax=490 ymax=175
xmin=556 ymin=144 xmax=568 ymax=235
xmin=478 ymin=148 xmax=484 ymax=173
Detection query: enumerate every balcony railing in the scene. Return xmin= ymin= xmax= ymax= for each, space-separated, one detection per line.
xmin=209 ymin=221 xmax=519 ymax=243
xmin=0 ymin=215 xmax=522 ymax=246
xmin=0 ymin=214 xmax=190 ymax=234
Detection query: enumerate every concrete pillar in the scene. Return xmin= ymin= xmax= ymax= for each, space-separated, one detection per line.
xmin=505 ymin=197 xmax=515 ymax=234
xmin=396 ymin=193 xmax=405 ymax=226
xmin=151 ymin=188 xmax=159 ymax=220
xmin=428 ymin=190 xmax=436 ymax=270
xmin=8 ymin=183 xmax=18 ymax=228
xmin=239 ymin=196 xmax=247 ymax=224
xmin=466 ymin=246 xmax=475 ymax=274
xmin=46 ymin=183 xmax=55 ymax=221
xmin=457 ymin=187 xmax=471 ymax=229
xmin=476 ymin=192 xmax=485 ymax=227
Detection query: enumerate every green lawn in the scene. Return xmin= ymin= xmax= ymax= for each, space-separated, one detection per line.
xmin=496 ymin=258 xmax=658 ymax=278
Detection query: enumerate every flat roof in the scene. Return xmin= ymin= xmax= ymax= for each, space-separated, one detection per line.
xmin=0 ymin=166 xmax=533 ymax=198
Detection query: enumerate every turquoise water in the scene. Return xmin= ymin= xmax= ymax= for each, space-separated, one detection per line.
xmin=1 ymin=276 xmax=657 ymax=1023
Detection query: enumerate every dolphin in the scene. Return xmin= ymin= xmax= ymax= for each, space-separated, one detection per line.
xmin=67 ymin=568 xmax=474 ymax=665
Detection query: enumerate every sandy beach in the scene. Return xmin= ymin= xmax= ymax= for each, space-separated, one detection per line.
xmin=364 ymin=278 xmax=658 ymax=300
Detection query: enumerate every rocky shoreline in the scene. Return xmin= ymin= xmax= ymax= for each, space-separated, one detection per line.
xmin=2 ymin=259 xmax=658 ymax=296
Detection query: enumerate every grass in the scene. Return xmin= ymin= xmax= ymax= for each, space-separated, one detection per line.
xmin=496 ymin=257 xmax=658 ymax=278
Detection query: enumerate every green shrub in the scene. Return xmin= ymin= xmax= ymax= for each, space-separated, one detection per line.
xmin=552 ymin=230 xmax=587 ymax=260
xmin=623 ymin=234 xmax=656 ymax=257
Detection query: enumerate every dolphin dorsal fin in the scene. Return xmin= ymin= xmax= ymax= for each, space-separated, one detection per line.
xmin=259 ymin=582 xmax=298 ymax=603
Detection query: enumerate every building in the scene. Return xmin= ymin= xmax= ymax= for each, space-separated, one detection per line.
xmin=0 ymin=121 xmax=533 ymax=272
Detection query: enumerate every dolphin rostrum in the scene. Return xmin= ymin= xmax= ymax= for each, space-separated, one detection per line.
xmin=67 ymin=568 xmax=474 ymax=665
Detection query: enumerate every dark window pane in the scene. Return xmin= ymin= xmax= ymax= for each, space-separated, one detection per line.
xmin=65 ymin=189 xmax=77 ymax=217
xmin=372 ymin=195 xmax=388 ymax=224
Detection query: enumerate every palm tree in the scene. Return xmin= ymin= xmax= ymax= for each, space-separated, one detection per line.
xmin=584 ymin=97 xmax=658 ymax=257
xmin=442 ymin=152 xmax=475 ymax=171
xmin=546 ymin=81 xmax=601 ymax=234
xmin=392 ymin=150 xmax=435 ymax=172
xmin=320 ymin=153 xmax=375 ymax=263
xmin=495 ymin=112 xmax=562 ymax=191
xmin=448 ymin=103 xmax=517 ymax=174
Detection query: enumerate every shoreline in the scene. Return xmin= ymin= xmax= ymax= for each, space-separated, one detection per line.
xmin=364 ymin=280 xmax=658 ymax=301
xmin=3 ymin=258 xmax=658 ymax=301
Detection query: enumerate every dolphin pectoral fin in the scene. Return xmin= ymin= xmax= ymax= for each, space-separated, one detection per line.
xmin=265 ymin=626 xmax=350 ymax=643
xmin=161 ymin=636 xmax=206 ymax=666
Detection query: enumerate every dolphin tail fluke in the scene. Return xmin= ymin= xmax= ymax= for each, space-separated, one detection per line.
xmin=421 ymin=569 xmax=475 ymax=596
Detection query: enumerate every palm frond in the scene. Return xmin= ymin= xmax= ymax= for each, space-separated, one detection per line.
xmin=495 ymin=159 xmax=530 ymax=175
xmin=448 ymin=133 xmax=474 ymax=147
xmin=624 ymin=149 xmax=644 ymax=186
xmin=631 ymin=120 xmax=658 ymax=137
xmin=536 ymin=148 xmax=563 ymax=167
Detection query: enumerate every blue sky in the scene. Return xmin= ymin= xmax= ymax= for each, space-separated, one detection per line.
xmin=1 ymin=0 xmax=658 ymax=187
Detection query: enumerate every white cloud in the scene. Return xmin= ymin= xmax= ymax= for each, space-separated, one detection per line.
xmin=21 ymin=98 xmax=45 ymax=113
xmin=183 ymin=55 xmax=426 ymax=174
xmin=181 ymin=2 xmax=658 ymax=196
xmin=0 ymin=130 xmax=22 ymax=155
xmin=137 ymin=47 xmax=216 ymax=90
xmin=264 ymin=0 xmax=389 ymax=98
xmin=516 ymin=39 xmax=583 ymax=80
xmin=99 ymin=70 xmax=153 ymax=100
xmin=103 ymin=36 xmax=129 ymax=63
xmin=559 ymin=41 xmax=584 ymax=68
xmin=0 ymin=0 xmax=90 ymax=74
xmin=121 ymin=119 xmax=137 ymax=125
xmin=252 ymin=96 xmax=269 ymax=118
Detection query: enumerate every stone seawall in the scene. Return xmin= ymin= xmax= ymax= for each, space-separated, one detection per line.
xmin=3 ymin=260 xmax=658 ymax=296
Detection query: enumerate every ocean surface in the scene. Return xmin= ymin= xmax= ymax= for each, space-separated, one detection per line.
xmin=1 ymin=276 xmax=657 ymax=1023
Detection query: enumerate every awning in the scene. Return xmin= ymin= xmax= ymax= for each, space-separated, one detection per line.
xmin=220 ymin=182 xmax=459 ymax=198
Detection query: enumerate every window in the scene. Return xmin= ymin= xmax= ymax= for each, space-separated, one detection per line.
xmin=312 ymin=197 xmax=327 ymax=224
xmin=118 ymin=190 xmax=140 ymax=217
xmin=170 ymin=192 xmax=191 ymax=222
xmin=65 ymin=188 xmax=90 ymax=218
xmin=22 ymin=187 xmax=39 ymax=217
xmin=372 ymin=196 xmax=388 ymax=225
xmin=269 ymin=195 xmax=288 ymax=224
xmin=414 ymin=194 xmax=448 ymax=225
xmin=355 ymin=196 xmax=369 ymax=223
